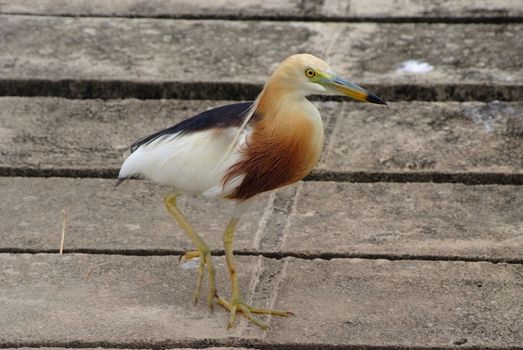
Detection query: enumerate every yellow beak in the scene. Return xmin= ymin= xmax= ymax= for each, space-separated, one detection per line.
xmin=327 ymin=76 xmax=387 ymax=105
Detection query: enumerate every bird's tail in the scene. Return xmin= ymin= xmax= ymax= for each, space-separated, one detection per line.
xmin=114 ymin=178 xmax=126 ymax=188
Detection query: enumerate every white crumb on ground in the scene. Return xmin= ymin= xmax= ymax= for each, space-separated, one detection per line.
xmin=396 ymin=60 xmax=433 ymax=74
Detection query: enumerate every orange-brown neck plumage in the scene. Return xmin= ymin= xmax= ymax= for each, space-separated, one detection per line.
xmin=224 ymin=68 xmax=324 ymax=200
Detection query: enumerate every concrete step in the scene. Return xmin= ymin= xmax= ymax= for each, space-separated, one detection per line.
xmin=0 ymin=253 xmax=521 ymax=347
xmin=1 ymin=0 xmax=521 ymax=21
xmin=1 ymin=98 xmax=521 ymax=180
xmin=2 ymin=177 xmax=521 ymax=261
xmin=0 ymin=16 xmax=521 ymax=100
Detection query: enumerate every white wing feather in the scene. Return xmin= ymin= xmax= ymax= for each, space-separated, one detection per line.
xmin=118 ymin=127 xmax=249 ymax=198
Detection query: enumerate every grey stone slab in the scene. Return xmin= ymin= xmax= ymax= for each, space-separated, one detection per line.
xmin=279 ymin=182 xmax=523 ymax=261
xmin=1 ymin=177 xmax=521 ymax=262
xmin=1 ymin=97 xmax=521 ymax=176
xmin=0 ymin=97 xmax=243 ymax=171
xmin=321 ymin=101 xmax=523 ymax=174
xmin=0 ymin=16 xmax=521 ymax=88
xmin=0 ymin=177 xmax=272 ymax=252
xmin=0 ymin=97 xmax=341 ymax=174
xmin=0 ymin=0 xmax=521 ymax=20
xmin=0 ymin=254 xmax=265 ymax=342
xmin=266 ymin=258 xmax=523 ymax=347
xmin=0 ymin=254 xmax=521 ymax=347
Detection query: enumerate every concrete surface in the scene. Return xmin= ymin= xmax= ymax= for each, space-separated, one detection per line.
xmin=0 ymin=16 xmax=521 ymax=100
xmin=1 ymin=177 xmax=521 ymax=262
xmin=0 ymin=254 xmax=521 ymax=347
xmin=0 ymin=97 xmax=338 ymax=174
xmin=322 ymin=101 xmax=523 ymax=174
xmin=0 ymin=177 xmax=274 ymax=253
xmin=1 ymin=2 xmax=522 ymax=349
xmin=1 ymin=98 xmax=521 ymax=177
xmin=0 ymin=0 xmax=521 ymax=20
xmin=281 ymin=181 xmax=523 ymax=260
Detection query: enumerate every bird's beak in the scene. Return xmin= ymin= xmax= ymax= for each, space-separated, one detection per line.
xmin=326 ymin=75 xmax=387 ymax=105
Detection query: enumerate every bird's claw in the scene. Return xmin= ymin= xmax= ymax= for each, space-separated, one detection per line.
xmin=216 ymin=296 xmax=293 ymax=330
xmin=181 ymin=250 xmax=202 ymax=261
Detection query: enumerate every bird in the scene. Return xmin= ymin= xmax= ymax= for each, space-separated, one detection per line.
xmin=117 ymin=53 xmax=386 ymax=330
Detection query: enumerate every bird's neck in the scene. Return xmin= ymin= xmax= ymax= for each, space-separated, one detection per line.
xmin=255 ymin=79 xmax=312 ymax=123
xmin=252 ymin=79 xmax=324 ymax=158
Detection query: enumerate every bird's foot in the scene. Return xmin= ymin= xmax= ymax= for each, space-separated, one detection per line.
xmin=216 ymin=296 xmax=293 ymax=330
xmin=181 ymin=248 xmax=217 ymax=309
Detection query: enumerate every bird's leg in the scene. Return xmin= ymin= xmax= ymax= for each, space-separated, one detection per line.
xmin=216 ymin=215 xmax=293 ymax=330
xmin=164 ymin=193 xmax=217 ymax=309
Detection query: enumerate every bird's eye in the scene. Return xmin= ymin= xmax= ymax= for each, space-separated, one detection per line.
xmin=305 ymin=69 xmax=316 ymax=78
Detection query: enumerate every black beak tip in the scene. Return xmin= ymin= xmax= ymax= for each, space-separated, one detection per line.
xmin=367 ymin=92 xmax=387 ymax=105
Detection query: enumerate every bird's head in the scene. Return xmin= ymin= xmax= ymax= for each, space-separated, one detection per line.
xmin=268 ymin=53 xmax=386 ymax=105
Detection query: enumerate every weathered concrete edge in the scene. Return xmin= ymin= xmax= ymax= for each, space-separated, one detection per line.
xmin=1 ymin=338 xmax=522 ymax=350
xmin=2 ymin=12 xmax=523 ymax=24
xmin=1 ymin=168 xmax=521 ymax=186
xmin=0 ymin=348 xmax=260 ymax=350
xmin=306 ymin=170 xmax=523 ymax=186
xmin=0 ymin=249 xmax=521 ymax=265
xmin=1 ymin=79 xmax=522 ymax=102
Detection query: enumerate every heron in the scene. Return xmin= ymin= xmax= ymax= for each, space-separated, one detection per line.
xmin=117 ymin=53 xmax=386 ymax=330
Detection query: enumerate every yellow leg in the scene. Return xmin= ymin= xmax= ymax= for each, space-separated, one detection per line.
xmin=164 ymin=193 xmax=217 ymax=309
xmin=216 ymin=217 xmax=293 ymax=330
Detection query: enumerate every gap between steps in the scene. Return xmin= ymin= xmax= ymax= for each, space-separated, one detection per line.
xmin=0 ymin=79 xmax=522 ymax=102
xmin=1 ymin=248 xmax=521 ymax=265
xmin=1 ymin=168 xmax=522 ymax=186
xmin=2 ymin=11 xmax=523 ymax=24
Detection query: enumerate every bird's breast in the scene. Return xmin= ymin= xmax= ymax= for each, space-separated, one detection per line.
xmin=224 ymin=108 xmax=324 ymax=200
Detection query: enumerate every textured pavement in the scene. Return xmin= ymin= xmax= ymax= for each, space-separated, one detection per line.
xmin=1 ymin=98 xmax=522 ymax=179
xmin=0 ymin=2 xmax=522 ymax=350
xmin=2 ymin=255 xmax=522 ymax=347
xmin=1 ymin=0 xmax=522 ymax=20
xmin=2 ymin=178 xmax=522 ymax=261
xmin=0 ymin=17 xmax=523 ymax=101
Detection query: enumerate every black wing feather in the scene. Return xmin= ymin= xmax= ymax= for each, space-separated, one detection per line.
xmin=129 ymin=102 xmax=253 ymax=153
